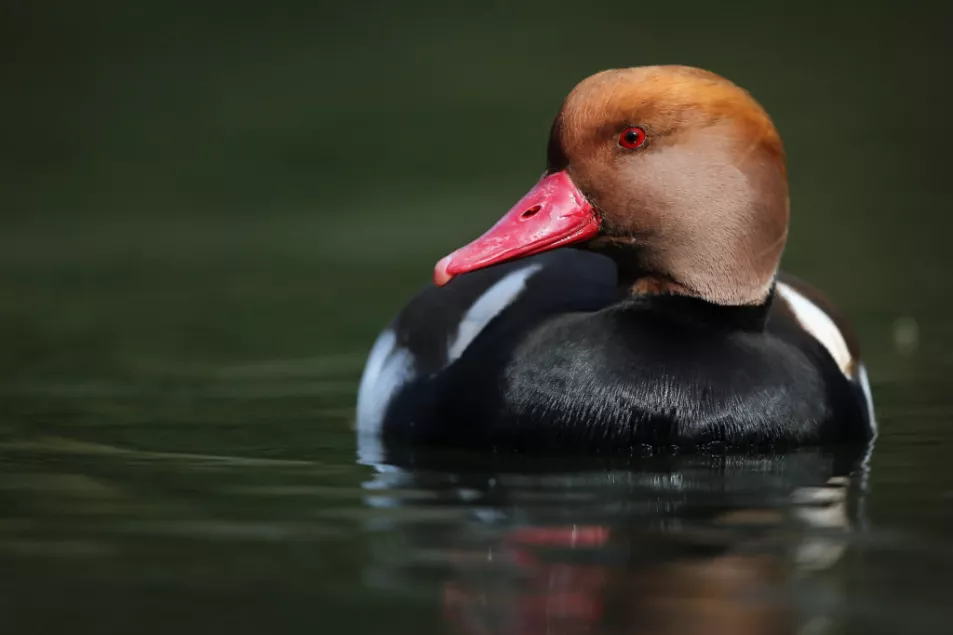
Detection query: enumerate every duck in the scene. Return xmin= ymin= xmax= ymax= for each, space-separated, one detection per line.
xmin=356 ymin=65 xmax=875 ymax=453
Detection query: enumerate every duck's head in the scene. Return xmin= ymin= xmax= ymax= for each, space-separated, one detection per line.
xmin=434 ymin=65 xmax=789 ymax=307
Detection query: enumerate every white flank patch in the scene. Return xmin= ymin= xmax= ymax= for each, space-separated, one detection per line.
xmin=446 ymin=264 xmax=543 ymax=363
xmin=777 ymin=283 xmax=853 ymax=376
xmin=857 ymin=364 xmax=877 ymax=433
xmin=356 ymin=329 xmax=415 ymax=435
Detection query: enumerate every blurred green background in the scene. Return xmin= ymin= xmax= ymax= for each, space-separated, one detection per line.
xmin=2 ymin=1 xmax=950 ymax=382
xmin=2 ymin=3 xmax=953 ymax=633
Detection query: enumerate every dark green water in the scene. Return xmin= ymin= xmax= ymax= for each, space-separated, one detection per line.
xmin=2 ymin=2 xmax=953 ymax=633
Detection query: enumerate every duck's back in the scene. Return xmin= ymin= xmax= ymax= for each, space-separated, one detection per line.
xmin=356 ymin=250 xmax=873 ymax=452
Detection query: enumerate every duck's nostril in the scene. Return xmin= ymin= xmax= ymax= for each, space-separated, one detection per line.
xmin=520 ymin=205 xmax=541 ymax=219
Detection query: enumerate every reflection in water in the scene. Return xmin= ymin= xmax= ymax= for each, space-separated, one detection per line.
xmin=359 ymin=441 xmax=873 ymax=635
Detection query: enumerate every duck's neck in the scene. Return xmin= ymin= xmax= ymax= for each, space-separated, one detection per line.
xmin=617 ymin=276 xmax=776 ymax=332
xmin=589 ymin=228 xmax=781 ymax=308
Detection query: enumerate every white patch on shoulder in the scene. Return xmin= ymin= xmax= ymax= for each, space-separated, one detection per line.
xmin=857 ymin=364 xmax=877 ymax=434
xmin=777 ymin=282 xmax=853 ymax=376
xmin=446 ymin=263 xmax=543 ymax=363
xmin=356 ymin=329 xmax=416 ymax=435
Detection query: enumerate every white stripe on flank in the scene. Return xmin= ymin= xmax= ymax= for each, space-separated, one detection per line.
xmin=858 ymin=364 xmax=877 ymax=433
xmin=446 ymin=264 xmax=543 ymax=363
xmin=776 ymin=282 xmax=853 ymax=376
xmin=356 ymin=329 xmax=415 ymax=435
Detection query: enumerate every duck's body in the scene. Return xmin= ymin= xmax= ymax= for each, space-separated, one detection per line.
xmin=358 ymin=250 xmax=873 ymax=450
xmin=357 ymin=66 xmax=876 ymax=452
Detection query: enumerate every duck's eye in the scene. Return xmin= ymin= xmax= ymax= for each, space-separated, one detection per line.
xmin=618 ymin=126 xmax=646 ymax=150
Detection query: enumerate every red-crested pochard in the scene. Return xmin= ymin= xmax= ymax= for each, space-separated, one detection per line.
xmin=356 ymin=65 xmax=875 ymax=452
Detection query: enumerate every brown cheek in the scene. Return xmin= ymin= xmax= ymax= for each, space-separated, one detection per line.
xmin=745 ymin=153 xmax=789 ymax=243
xmin=571 ymin=150 xmax=659 ymax=238
xmin=642 ymin=142 xmax=752 ymax=230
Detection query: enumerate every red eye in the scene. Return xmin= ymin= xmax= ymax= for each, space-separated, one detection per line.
xmin=618 ymin=126 xmax=646 ymax=149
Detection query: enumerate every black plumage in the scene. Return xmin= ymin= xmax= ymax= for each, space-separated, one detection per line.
xmin=375 ymin=250 xmax=871 ymax=453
